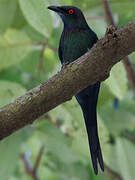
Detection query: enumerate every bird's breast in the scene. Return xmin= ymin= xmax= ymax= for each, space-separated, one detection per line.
xmin=59 ymin=29 xmax=97 ymax=63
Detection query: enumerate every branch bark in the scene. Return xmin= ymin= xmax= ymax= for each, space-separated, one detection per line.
xmin=0 ymin=20 xmax=135 ymax=140
xmin=102 ymin=0 xmax=135 ymax=93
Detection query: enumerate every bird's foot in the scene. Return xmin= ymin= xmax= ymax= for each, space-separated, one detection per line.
xmin=61 ymin=62 xmax=70 ymax=69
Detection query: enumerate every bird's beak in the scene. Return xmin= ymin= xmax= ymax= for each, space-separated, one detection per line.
xmin=48 ymin=6 xmax=64 ymax=13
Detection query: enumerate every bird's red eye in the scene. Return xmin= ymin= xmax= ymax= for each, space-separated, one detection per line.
xmin=68 ymin=9 xmax=74 ymax=15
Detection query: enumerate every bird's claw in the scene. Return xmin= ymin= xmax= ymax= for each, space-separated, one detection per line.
xmin=62 ymin=62 xmax=70 ymax=69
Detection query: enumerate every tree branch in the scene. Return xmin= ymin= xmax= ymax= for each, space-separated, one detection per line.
xmin=0 ymin=20 xmax=135 ymax=140
xmin=21 ymin=146 xmax=44 ymax=180
xmin=21 ymin=154 xmax=38 ymax=180
xmin=123 ymin=130 xmax=135 ymax=143
xmin=102 ymin=0 xmax=135 ymax=94
xmin=102 ymin=0 xmax=117 ymax=27
xmin=33 ymin=146 xmax=44 ymax=172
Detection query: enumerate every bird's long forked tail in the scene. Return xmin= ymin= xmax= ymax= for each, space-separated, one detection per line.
xmin=75 ymin=82 xmax=104 ymax=175
xmin=86 ymin=125 xmax=104 ymax=175
xmin=85 ymin=83 xmax=104 ymax=174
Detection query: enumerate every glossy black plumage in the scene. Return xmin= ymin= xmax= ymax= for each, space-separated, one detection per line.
xmin=48 ymin=6 xmax=104 ymax=174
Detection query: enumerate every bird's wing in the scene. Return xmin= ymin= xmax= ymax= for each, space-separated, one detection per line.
xmin=58 ymin=40 xmax=63 ymax=64
xmin=58 ymin=29 xmax=98 ymax=64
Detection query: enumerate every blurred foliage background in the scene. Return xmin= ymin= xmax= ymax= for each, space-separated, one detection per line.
xmin=0 ymin=0 xmax=135 ymax=180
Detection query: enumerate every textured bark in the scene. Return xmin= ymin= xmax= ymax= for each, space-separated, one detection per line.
xmin=0 ymin=20 xmax=135 ymax=140
xmin=103 ymin=0 xmax=135 ymax=94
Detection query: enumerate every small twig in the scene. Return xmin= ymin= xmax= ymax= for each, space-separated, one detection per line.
xmin=102 ymin=0 xmax=117 ymax=27
xmin=33 ymin=146 xmax=44 ymax=172
xmin=21 ymin=154 xmax=38 ymax=180
xmin=122 ymin=57 xmax=135 ymax=94
xmin=48 ymin=46 xmax=57 ymax=53
xmin=0 ymin=42 xmax=44 ymax=48
xmin=102 ymin=0 xmax=135 ymax=94
xmin=21 ymin=146 xmax=44 ymax=180
xmin=105 ymin=164 xmax=123 ymax=180
xmin=87 ymin=16 xmax=104 ymax=21
xmin=37 ymin=38 xmax=49 ymax=78
xmin=123 ymin=130 xmax=135 ymax=143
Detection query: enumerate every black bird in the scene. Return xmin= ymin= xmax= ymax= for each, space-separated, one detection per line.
xmin=48 ymin=6 xmax=104 ymax=174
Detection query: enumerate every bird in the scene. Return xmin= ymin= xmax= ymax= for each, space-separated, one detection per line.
xmin=48 ymin=5 xmax=104 ymax=175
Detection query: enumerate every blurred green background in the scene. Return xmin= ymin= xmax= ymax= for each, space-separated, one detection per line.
xmin=0 ymin=0 xmax=135 ymax=179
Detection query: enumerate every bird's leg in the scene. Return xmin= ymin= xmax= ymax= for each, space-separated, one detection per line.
xmin=61 ymin=62 xmax=70 ymax=69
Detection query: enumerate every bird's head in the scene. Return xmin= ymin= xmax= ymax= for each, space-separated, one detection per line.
xmin=48 ymin=6 xmax=88 ymax=28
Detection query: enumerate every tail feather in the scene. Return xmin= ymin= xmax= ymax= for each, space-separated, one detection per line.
xmin=87 ymin=126 xmax=104 ymax=174
xmin=75 ymin=82 xmax=104 ymax=174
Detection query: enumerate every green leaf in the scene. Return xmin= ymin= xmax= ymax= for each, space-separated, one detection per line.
xmin=62 ymin=97 xmax=86 ymax=130
xmin=115 ymin=138 xmax=135 ymax=180
xmin=0 ymin=29 xmax=32 ymax=70
xmin=112 ymin=2 xmax=135 ymax=14
xmin=70 ymin=0 xmax=101 ymax=10
xmin=0 ymin=80 xmax=26 ymax=107
xmin=71 ymin=129 xmax=89 ymax=162
xmin=11 ymin=1 xmax=27 ymax=29
xmin=105 ymin=62 xmax=128 ymax=99
xmin=118 ymin=11 xmax=135 ymax=27
xmin=0 ymin=66 xmax=23 ymax=85
xmin=23 ymin=25 xmax=44 ymax=42
xmin=86 ymin=8 xmax=107 ymax=38
xmin=98 ymin=83 xmax=114 ymax=109
xmin=48 ymin=27 xmax=62 ymax=48
xmin=18 ymin=48 xmax=58 ymax=85
xmin=99 ymin=101 xmax=135 ymax=136
xmin=98 ymin=116 xmax=112 ymax=165
xmin=19 ymin=0 xmax=53 ymax=37
xmin=0 ymin=130 xmax=25 ymax=180
xmin=37 ymin=121 xmax=80 ymax=164
xmin=63 ymin=98 xmax=112 ymax=165
xmin=56 ymin=162 xmax=90 ymax=180
xmin=119 ymin=93 xmax=135 ymax=117
xmin=71 ymin=115 xmax=112 ymax=166
xmin=0 ymin=0 xmax=17 ymax=32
